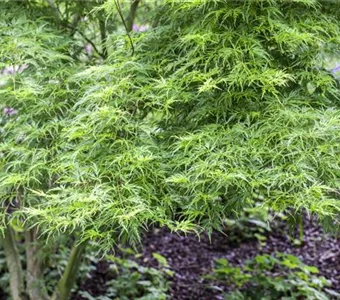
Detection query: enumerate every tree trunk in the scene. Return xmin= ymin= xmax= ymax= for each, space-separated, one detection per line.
xmin=1 ymin=224 xmax=25 ymax=300
xmin=126 ymin=0 xmax=141 ymax=32
xmin=25 ymin=228 xmax=48 ymax=300
xmin=99 ymin=18 xmax=108 ymax=58
xmin=52 ymin=240 xmax=87 ymax=300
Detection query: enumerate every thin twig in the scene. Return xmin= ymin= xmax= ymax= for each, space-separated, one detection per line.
xmin=65 ymin=23 xmax=106 ymax=59
xmin=114 ymin=0 xmax=135 ymax=56
xmin=45 ymin=0 xmax=104 ymax=59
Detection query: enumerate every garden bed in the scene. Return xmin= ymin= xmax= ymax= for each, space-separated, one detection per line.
xmin=74 ymin=216 xmax=340 ymax=299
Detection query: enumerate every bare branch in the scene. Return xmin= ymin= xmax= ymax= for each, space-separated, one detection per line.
xmin=114 ymin=0 xmax=135 ymax=56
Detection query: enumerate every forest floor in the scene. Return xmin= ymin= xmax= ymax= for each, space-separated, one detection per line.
xmin=75 ymin=215 xmax=340 ymax=300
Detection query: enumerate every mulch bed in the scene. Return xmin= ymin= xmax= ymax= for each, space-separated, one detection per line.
xmin=74 ymin=216 xmax=340 ymax=299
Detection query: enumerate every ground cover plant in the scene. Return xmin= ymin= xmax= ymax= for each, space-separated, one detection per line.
xmin=76 ymin=250 xmax=171 ymax=300
xmin=0 ymin=0 xmax=340 ymax=299
xmin=210 ymin=253 xmax=337 ymax=299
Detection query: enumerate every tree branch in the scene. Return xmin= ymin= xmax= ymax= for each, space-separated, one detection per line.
xmin=126 ymin=0 xmax=141 ymax=32
xmin=65 ymin=23 xmax=106 ymax=59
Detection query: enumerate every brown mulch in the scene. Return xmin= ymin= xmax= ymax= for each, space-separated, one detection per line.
xmin=73 ymin=216 xmax=340 ymax=300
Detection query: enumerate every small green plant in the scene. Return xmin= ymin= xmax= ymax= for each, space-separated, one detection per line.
xmin=209 ymin=253 xmax=339 ymax=300
xmin=78 ymin=251 xmax=171 ymax=300
xmin=223 ymin=206 xmax=272 ymax=247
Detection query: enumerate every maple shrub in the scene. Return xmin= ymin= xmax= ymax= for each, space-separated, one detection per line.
xmin=1 ymin=1 xmax=340 ymax=299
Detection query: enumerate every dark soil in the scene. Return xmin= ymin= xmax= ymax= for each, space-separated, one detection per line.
xmin=74 ymin=216 xmax=340 ymax=300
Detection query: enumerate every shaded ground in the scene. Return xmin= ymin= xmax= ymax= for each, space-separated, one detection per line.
xmin=0 ymin=217 xmax=337 ymax=299
xmin=74 ymin=216 xmax=340 ymax=299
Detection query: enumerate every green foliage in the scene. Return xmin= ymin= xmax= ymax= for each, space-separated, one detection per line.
xmin=210 ymin=253 xmax=338 ymax=300
xmin=0 ymin=4 xmax=79 ymax=240
xmin=78 ymin=251 xmax=170 ymax=300
xmin=1 ymin=1 xmax=340 ymax=298
xmin=223 ymin=205 xmax=272 ymax=246
xmin=1 ymin=0 xmax=340 ymax=251
xmin=142 ymin=0 xmax=340 ymax=232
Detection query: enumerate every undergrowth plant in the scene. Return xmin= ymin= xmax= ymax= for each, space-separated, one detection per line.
xmin=1 ymin=0 xmax=340 ymax=299
xmin=86 ymin=252 xmax=171 ymax=300
xmin=223 ymin=206 xmax=272 ymax=247
xmin=209 ymin=253 xmax=339 ymax=299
